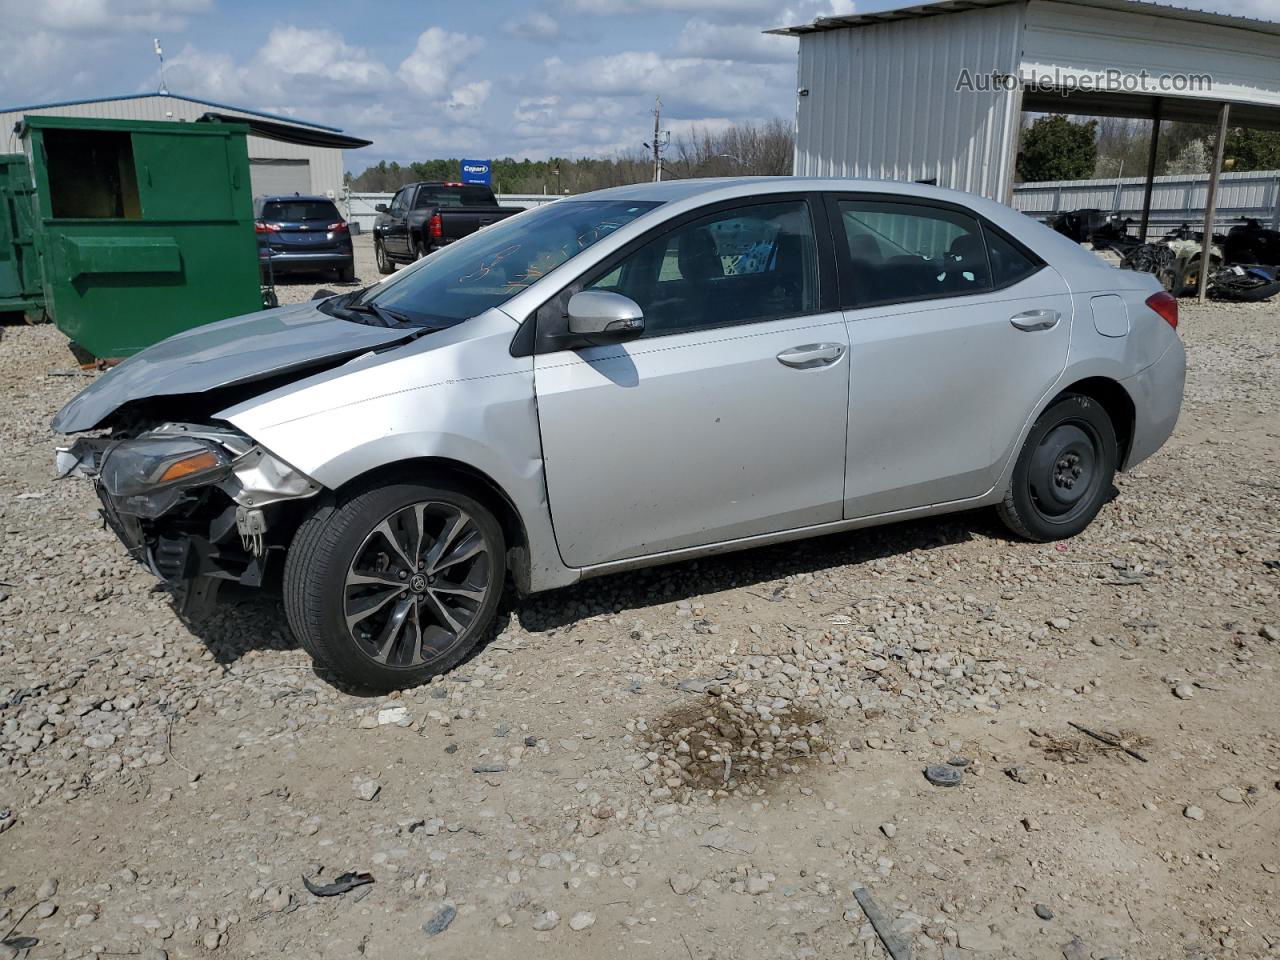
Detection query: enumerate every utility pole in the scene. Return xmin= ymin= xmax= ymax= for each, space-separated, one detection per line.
xmin=653 ymin=96 xmax=662 ymax=182
xmin=643 ymin=97 xmax=669 ymax=182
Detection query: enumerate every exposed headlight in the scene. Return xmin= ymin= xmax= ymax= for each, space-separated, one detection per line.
xmin=100 ymin=437 xmax=231 ymax=499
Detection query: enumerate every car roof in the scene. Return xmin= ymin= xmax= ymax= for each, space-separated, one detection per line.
xmin=257 ymin=194 xmax=336 ymax=203
xmin=583 ymin=176 xmax=1005 ymax=212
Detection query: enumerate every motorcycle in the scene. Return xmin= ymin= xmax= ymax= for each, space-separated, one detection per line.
xmin=1222 ymin=218 xmax=1280 ymax=267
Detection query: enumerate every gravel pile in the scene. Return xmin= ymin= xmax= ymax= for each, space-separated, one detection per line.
xmin=1 ymin=260 xmax=1278 ymax=960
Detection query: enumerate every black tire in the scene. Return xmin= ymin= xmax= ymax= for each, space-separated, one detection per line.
xmin=284 ymin=480 xmax=505 ymax=691
xmin=997 ymin=393 xmax=1118 ymax=541
xmin=374 ymin=239 xmax=395 ymax=275
xmin=412 ymin=238 xmax=427 ymax=261
xmin=337 ymin=264 xmax=356 ymax=283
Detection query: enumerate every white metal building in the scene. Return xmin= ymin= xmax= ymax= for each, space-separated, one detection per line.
xmin=772 ymin=0 xmax=1280 ymax=203
xmin=0 ymin=93 xmax=368 ymax=201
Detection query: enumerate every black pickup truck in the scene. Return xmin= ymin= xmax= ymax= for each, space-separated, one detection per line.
xmin=372 ymin=182 xmax=523 ymax=273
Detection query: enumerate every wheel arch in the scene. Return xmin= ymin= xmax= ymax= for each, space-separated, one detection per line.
xmin=1049 ymin=376 xmax=1136 ymax=469
xmin=332 ymin=456 xmax=533 ymax=593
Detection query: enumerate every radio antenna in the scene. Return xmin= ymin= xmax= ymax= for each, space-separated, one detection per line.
xmin=154 ymin=38 xmax=169 ymax=95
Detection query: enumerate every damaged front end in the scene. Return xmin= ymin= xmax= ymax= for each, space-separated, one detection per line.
xmin=56 ymin=423 xmax=321 ymax=604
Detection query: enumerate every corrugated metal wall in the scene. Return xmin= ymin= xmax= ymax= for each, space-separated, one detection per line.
xmin=1022 ymin=0 xmax=1280 ymax=111
xmin=794 ymin=4 xmax=1024 ymax=200
xmin=0 ymin=96 xmax=346 ymax=201
xmin=1012 ymin=169 xmax=1280 ymax=236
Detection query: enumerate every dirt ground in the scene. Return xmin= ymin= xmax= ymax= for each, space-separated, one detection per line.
xmin=1 ymin=235 xmax=1278 ymax=960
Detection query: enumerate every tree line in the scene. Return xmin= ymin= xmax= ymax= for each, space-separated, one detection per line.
xmin=1017 ymin=114 xmax=1280 ymax=182
xmin=346 ymin=113 xmax=1280 ymax=194
xmin=345 ymin=119 xmax=795 ymax=195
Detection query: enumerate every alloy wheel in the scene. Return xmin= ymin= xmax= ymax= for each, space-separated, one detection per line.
xmin=343 ymin=502 xmax=492 ymax=667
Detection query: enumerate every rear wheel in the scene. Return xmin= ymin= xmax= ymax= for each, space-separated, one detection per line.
xmin=374 ymin=239 xmax=395 ymax=275
xmin=284 ymin=481 xmax=505 ymax=691
xmin=997 ymin=393 xmax=1118 ymax=541
xmin=337 ymin=263 xmax=356 ymax=283
xmin=413 ymin=238 xmax=427 ymax=261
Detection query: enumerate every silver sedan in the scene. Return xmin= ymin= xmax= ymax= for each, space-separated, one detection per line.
xmin=54 ymin=178 xmax=1185 ymax=690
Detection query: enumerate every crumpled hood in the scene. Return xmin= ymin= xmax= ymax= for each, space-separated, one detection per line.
xmin=52 ymin=301 xmax=418 ymax=434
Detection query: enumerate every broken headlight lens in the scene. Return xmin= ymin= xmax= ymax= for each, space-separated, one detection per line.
xmin=100 ymin=437 xmax=231 ymax=499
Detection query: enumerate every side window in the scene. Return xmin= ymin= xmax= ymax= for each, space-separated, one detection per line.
xmin=390 ymin=189 xmax=408 ymax=216
xmin=836 ymin=199 xmax=990 ymax=306
xmin=587 ymin=200 xmax=818 ymax=337
xmin=984 ymin=226 xmax=1043 ymax=288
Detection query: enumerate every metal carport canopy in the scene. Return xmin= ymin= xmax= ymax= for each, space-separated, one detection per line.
xmin=773 ymin=0 xmax=1280 ymax=300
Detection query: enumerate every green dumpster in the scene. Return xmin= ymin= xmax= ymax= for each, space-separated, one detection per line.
xmin=0 ymin=153 xmax=44 ymax=318
xmin=19 ymin=115 xmax=262 ymax=358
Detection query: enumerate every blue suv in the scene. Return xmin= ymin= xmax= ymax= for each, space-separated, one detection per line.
xmin=255 ymin=195 xmax=355 ymax=282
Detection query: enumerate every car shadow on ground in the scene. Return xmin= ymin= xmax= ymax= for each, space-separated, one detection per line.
xmin=173 ymin=507 xmax=1002 ymax=693
xmin=504 ymin=507 xmax=1001 ymax=635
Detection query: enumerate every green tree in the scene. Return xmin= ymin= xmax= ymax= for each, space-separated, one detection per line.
xmin=1017 ymin=115 xmax=1098 ymax=182
xmin=1223 ymin=127 xmax=1280 ymax=172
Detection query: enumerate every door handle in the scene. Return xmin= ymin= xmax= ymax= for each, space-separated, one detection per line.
xmin=1010 ymin=309 xmax=1060 ymax=332
xmin=777 ymin=342 xmax=845 ymax=369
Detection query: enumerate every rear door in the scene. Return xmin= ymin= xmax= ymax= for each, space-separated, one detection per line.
xmin=533 ymin=196 xmax=850 ymax=568
xmin=827 ymin=194 xmax=1073 ymax=518
xmin=259 ymin=198 xmax=344 ymax=255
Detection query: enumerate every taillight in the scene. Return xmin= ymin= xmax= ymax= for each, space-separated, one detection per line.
xmin=326 ymin=221 xmax=348 ymax=233
xmin=255 ymin=221 xmax=280 ymax=234
xmin=428 ymin=213 xmax=442 ymax=239
xmin=1145 ymin=291 xmax=1178 ymax=330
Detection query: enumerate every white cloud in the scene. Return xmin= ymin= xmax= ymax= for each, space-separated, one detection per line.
xmin=537 ymin=50 xmax=791 ymax=115
xmin=561 ymin=0 xmax=780 ymax=13
xmin=164 ymin=45 xmax=249 ymax=101
xmin=257 ymin=27 xmax=394 ymax=96
xmin=676 ymin=18 xmax=798 ymax=62
xmin=448 ymin=80 xmax=492 ymax=111
xmin=164 ymin=26 xmax=395 ymax=108
xmin=9 ymin=0 xmax=213 ymax=32
xmin=397 ymin=27 xmax=485 ymax=99
xmin=504 ymin=10 xmax=561 ymax=40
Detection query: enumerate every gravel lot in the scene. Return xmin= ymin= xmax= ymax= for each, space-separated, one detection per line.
xmin=2 ymin=235 xmax=1278 ymax=960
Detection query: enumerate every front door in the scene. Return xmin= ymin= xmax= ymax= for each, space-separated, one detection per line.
xmin=534 ymin=197 xmax=850 ymax=568
xmin=383 ymin=187 xmax=410 ymax=257
xmin=828 ymin=195 xmax=1074 ymax=518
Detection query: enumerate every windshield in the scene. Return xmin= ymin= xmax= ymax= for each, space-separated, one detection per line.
xmin=262 ymin=200 xmax=340 ymax=222
xmin=344 ymin=199 xmax=661 ymax=327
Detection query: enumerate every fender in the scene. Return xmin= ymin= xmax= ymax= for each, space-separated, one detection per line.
xmin=218 ymin=309 xmax=580 ymax=593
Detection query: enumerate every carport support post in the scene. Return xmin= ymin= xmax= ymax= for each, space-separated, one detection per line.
xmin=1138 ymin=97 xmax=1162 ymax=242
xmin=1198 ymin=102 xmax=1231 ymax=305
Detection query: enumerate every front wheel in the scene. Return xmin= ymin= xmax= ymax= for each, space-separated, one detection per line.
xmin=374 ymin=239 xmax=395 ymax=275
xmin=284 ymin=481 xmax=506 ymax=690
xmin=997 ymin=393 xmax=1118 ymax=541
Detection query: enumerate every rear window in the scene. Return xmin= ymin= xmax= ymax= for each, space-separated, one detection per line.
xmin=262 ymin=200 xmax=340 ymax=222
xmin=414 ymin=186 xmax=495 ymax=209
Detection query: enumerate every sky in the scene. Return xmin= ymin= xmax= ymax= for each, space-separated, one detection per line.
xmin=1 ymin=0 xmax=1277 ymax=176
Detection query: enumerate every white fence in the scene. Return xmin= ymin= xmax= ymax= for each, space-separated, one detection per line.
xmin=1011 ymin=169 xmax=1280 ymax=239
xmin=344 ymin=192 xmax=560 ymax=233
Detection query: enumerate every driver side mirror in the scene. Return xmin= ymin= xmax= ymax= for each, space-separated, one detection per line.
xmin=566 ymin=290 xmax=644 ymax=342
xmin=375 ymin=203 xmax=388 ymax=213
